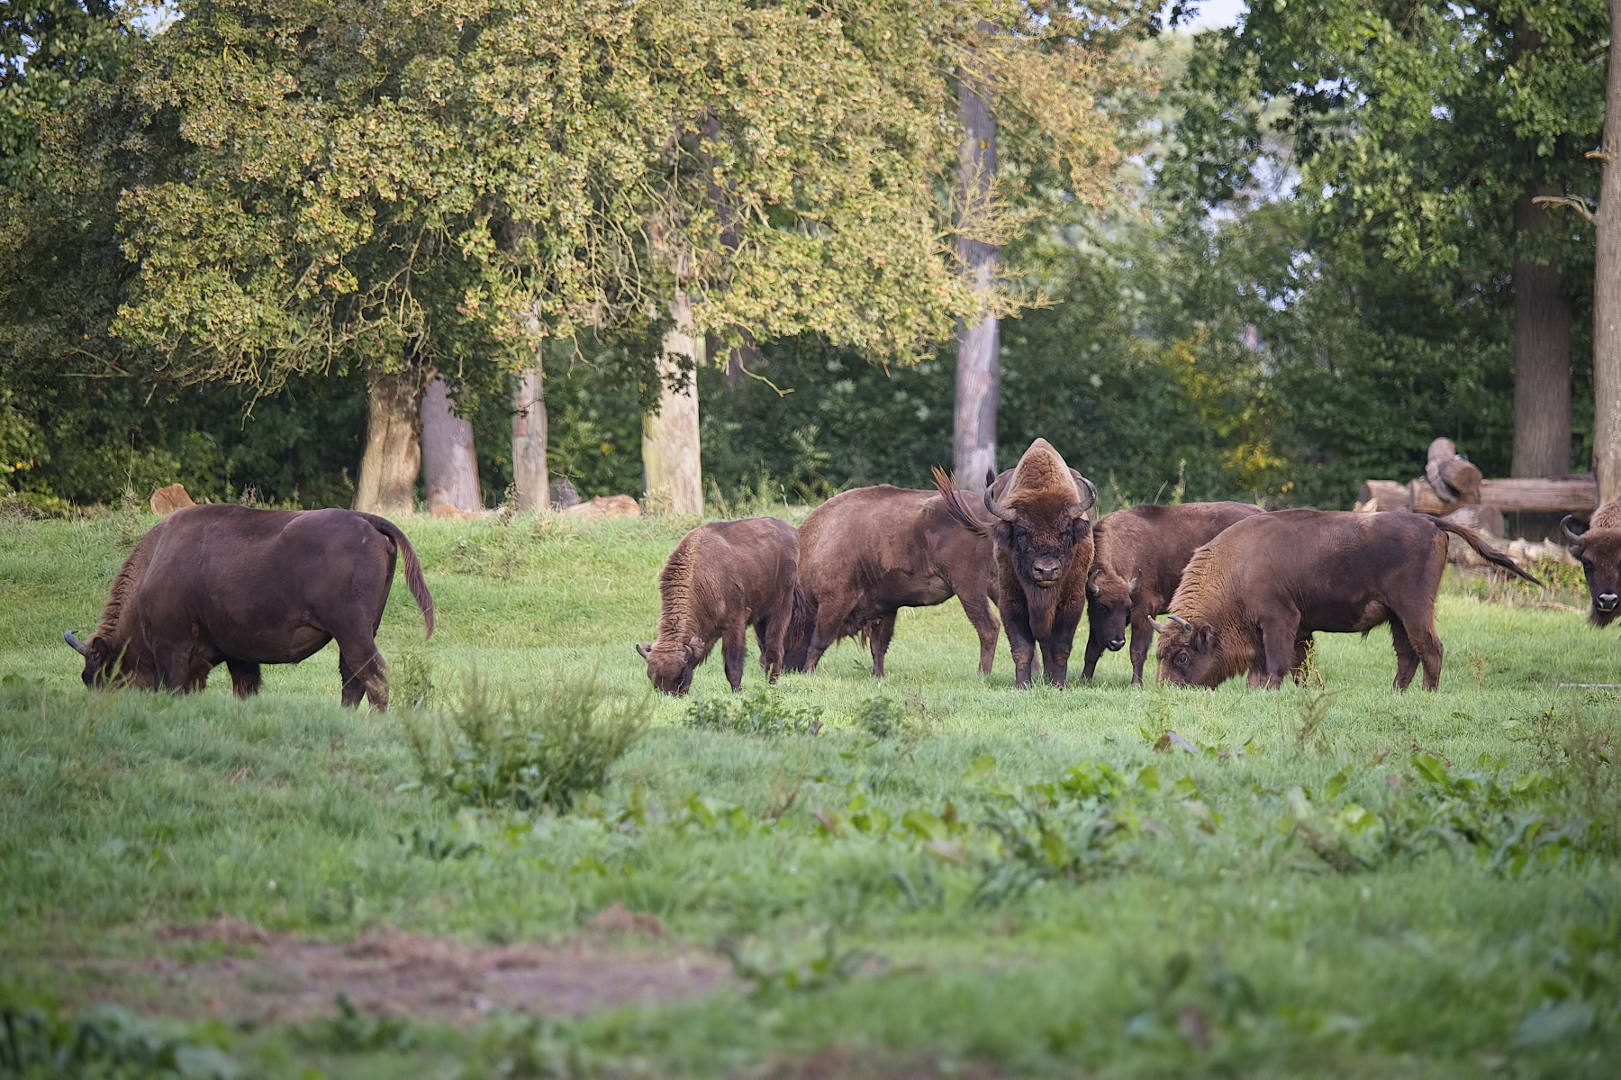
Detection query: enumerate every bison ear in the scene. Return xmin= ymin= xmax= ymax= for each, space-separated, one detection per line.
xmin=1193 ymin=625 xmax=1214 ymax=654
xmin=635 ymin=642 xmax=653 ymax=660
xmin=1086 ymin=578 xmax=1100 ymax=599
xmin=1127 ymin=572 xmax=1141 ymax=594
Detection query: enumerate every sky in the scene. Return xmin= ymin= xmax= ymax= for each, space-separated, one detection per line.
xmin=1186 ymin=0 xmax=1248 ymax=31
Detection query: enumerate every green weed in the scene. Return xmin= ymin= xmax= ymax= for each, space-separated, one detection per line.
xmin=683 ymin=687 xmax=823 ymax=737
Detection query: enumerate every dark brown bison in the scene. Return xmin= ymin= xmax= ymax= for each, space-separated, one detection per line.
xmin=784 ymin=486 xmax=998 ymax=677
xmin=938 ymin=439 xmax=1098 ymax=688
xmin=64 ymin=504 xmax=433 ymax=709
xmin=1082 ymin=501 xmax=1264 ymax=684
xmin=1563 ymin=501 xmax=1621 ymax=626
xmin=635 ymin=516 xmax=798 ymax=695
xmin=1155 ymin=509 xmax=1538 ymax=691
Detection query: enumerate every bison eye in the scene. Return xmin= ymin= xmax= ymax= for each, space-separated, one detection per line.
xmin=1174 ymin=651 xmax=1190 ymax=668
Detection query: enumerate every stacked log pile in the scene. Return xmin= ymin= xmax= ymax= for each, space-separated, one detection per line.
xmin=1357 ymin=438 xmax=1593 ymax=567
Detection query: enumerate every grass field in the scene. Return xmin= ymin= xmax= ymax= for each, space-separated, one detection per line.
xmin=2 ymin=507 xmax=1620 ymax=1078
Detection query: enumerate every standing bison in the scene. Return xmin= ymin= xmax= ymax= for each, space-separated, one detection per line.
xmin=1563 ymin=502 xmax=1621 ymax=625
xmin=1155 ymin=509 xmax=1538 ymax=691
xmin=938 ymin=439 xmax=1098 ymax=688
xmin=65 ymin=504 xmax=433 ymax=709
xmin=636 ymin=516 xmax=799 ymax=695
xmin=1082 ymin=501 xmax=1264 ymax=685
xmin=785 ymin=486 xmax=998 ymax=677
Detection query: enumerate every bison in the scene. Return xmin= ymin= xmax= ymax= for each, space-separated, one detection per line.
xmin=1155 ymin=509 xmax=1538 ymax=691
xmin=64 ymin=504 xmax=433 ymax=709
xmin=1082 ymin=501 xmax=1264 ymax=685
xmin=938 ymin=439 xmax=1098 ymax=688
xmin=784 ymin=486 xmax=999 ymax=677
xmin=635 ymin=516 xmax=799 ymax=695
xmin=1562 ymin=503 xmax=1621 ymax=626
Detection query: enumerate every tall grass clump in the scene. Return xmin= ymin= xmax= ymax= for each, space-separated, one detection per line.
xmin=405 ymin=669 xmax=651 ymax=813
xmin=683 ymin=687 xmax=823 ymax=736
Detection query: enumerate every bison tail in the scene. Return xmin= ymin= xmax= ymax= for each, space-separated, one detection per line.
xmin=931 ymin=466 xmax=988 ymax=535
xmin=1434 ymin=519 xmax=1542 ymax=586
xmin=780 ymin=586 xmax=814 ymax=672
xmin=358 ymin=513 xmax=437 ymax=637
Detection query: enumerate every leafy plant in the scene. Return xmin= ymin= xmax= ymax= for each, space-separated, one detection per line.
xmin=405 ymin=669 xmax=652 ymax=814
xmin=851 ymin=695 xmax=908 ymax=740
xmin=293 ymin=993 xmax=415 ymax=1054
xmin=683 ymin=688 xmax=823 ymax=737
xmin=0 ymin=1002 xmax=239 ymax=1079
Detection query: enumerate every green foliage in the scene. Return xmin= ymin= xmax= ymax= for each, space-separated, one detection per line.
xmin=406 ymin=671 xmax=652 ymax=813
xmin=294 ymin=993 xmax=417 ymax=1054
xmin=851 ymin=695 xmax=909 ymax=740
xmin=0 ymin=1002 xmax=240 ymax=1079
xmin=683 ymin=687 xmax=823 ymax=738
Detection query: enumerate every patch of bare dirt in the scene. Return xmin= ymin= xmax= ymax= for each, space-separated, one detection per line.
xmin=87 ymin=911 xmax=732 ymax=1025
xmin=742 ymin=1047 xmax=1008 ymax=1080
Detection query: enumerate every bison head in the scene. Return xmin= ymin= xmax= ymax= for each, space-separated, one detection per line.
xmin=1154 ymin=614 xmax=1236 ymax=688
xmin=636 ymin=637 xmax=702 ymax=696
xmin=1564 ymin=516 xmax=1621 ymax=627
xmin=64 ymin=631 xmax=154 ymax=690
xmin=1086 ymin=567 xmax=1139 ymax=653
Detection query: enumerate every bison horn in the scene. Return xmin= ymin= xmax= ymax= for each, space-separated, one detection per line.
xmin=1165 ymin=613 xmax=1193 ymax=633
xmin=64 ymin=630 xmax=89 ymax=655
xmin=1067 ymin=474 xmax=1098 ymax=519
xmin=983 ymin=486 xmax=1017 ymax=523
xmin=1562 ymin=515 xmax=1584 ymax=543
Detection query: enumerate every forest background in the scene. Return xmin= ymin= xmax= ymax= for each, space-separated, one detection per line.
xmin=1 ymin=0 xmax=1611 ymax=516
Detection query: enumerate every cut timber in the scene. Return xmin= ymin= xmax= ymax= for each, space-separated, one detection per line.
xmin=1360 ymin=475 xmax=1595 ymax=516
xmin=1440 ymin=503 xmax=1504 ymax=538
xmin=1476 ymin=475 xmax=1597 ymax=514
xmin=150 ymin=483 xmax=194 ymax=516
xmin=1425 ymin=438 xmax=1481 ymax=502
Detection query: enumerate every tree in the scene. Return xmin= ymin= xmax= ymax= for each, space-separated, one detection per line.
xmin=1595 ymin=0 xmax=1621 ymax=503
xmin=1176 ymin=0 xmax=1606 ymax=477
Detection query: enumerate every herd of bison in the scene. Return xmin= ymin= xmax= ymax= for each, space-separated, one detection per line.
xmin=57 ymin=438 xmax=1621 ymax=708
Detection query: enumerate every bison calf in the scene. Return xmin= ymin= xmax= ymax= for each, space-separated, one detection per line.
xmin=1083 ymin=501 xmax=1263 ymax=684
xmin=1156 ymin=509 xmax=1538 ymax=691
xmin=636 ymin=517 xmax=798 ymax=695
xmin=1563 ymin=503 xmax=1621 ymax=626
xmin=785 ymin=485 xmax=999 ymax=678
xmin=64 ymin=505 xmax=433 ymax=709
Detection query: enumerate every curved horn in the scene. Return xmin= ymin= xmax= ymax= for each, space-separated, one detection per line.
xmin=1562 ymin=515 xmax=1584 ymax=543
xmin=983 ymin=486 xmax=1017 ymax=523
xmin=1067 ymin=472 xmax=1099 ymax=518
xmin=1165 ymin=613 xmax=1193 ymax=632
xmin=64 ymin=631 xmax=89 ymax=656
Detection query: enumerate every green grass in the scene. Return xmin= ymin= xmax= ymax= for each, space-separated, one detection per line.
xmin=2 ymin=509 xmax=1620 ymax=1077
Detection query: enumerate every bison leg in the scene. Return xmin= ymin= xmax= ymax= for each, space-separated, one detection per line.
xmin=958 ymin=592 xmax=1001 ymax=676
xmin=1127 ymin=612 xmax=1157 ymax=687
xmin=1005 ymin=619 xmax=1037 ymax=689
xmin=1257 ymin=613 xmax=1302 ymax=690
xmin=803 ymin=601 xmax=855 ymax=674
xmin=867 ymin=614 xmax=897 ymax=678
xmin=226 ymin=659 xmax=263 ymax=698
xmin=1040 ymin=607 xmax=1084 ymax=688
xmin=338 ymin=642 xmax=388 ymax=711
xmin=721 ymin=622 xmax=749 ymax=691
xmin=1080 ymin=628 xmax=1106 ymax=681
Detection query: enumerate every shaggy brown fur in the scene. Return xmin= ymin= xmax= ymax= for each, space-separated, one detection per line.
xmin=636 ymin=517 xmax=798 ymax=695
xmin=1157 ymin=509 xmax=1538 ymax=691
xmin=783 ymin=484 xmax=998 ymax=678
xmin=1564 ymin=499 xmax=1621 ymax=627
xmin=937 ymin=439 xmax=1097 ymax=688
xmin=67 ymin=505 xmax=432 ymax=709
xmin=1082 ymin=502 xmax=1263 ymax=684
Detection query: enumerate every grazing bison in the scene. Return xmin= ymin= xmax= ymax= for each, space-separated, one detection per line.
xmin=64 ymin=504 xmax=433 ymax=709
xmin=635 ymin=516 xmax=798 ymax=695
xmin=1155 ymin=509 xmax=1538 ymax=691
xmin=1563 ymin=502 xmax=1621 ymax=626
xmin=1082 ymin=501 xmax=1264 ymax=685
xmin=785 ymin=486 xmax=999 ymax=677
xmin=938 ymin=439 xmax=1098 ymax=688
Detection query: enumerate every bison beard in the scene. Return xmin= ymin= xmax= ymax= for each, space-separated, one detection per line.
xmin=783 ymin=485 xmax=1001 ymax=678
xmin=1155 ymin=509 xmax=1539 ymax=691
xmin=64 ymin=505 xmax=433 ymax=709
xmin=936 ymin=439 xmax=1098 ymax=688
xmin=1563 ymin=502 xmax=1621 ymax=627
xmin=636 ymin=517 xmax=799 ymax=696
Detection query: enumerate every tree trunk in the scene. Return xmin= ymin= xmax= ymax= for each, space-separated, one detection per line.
xmin=353 ymin=371 xmax=422 ymax=516
xmin=642 ymin=294 xmax=704 ymax=515
xmin=953 ymin=21 xmax=999 ymax=493
xmin=511 ymin=360 xmax=548 ymax=511
xmin=1596 ymin=0 xmax=1621 ymax=505
xmin=420 ymin=375 xmax=482 ymax=513
xmin=1512 ymin=193 xmax=1573 ymax=477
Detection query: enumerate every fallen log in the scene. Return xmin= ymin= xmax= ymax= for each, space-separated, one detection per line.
xmin=1359 ymin=475 xmax=1595 ymax=516
xmin=1425 ymin=438 xmax=1481 ymax=503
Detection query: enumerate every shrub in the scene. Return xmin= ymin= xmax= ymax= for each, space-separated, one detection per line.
xmin=852 ymin=695 xmax=907 ymax=739
xmin=683 ymin=687 xmax=823 ymax=737
xmin=405 ymin=670 xmax=652 ymax=813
